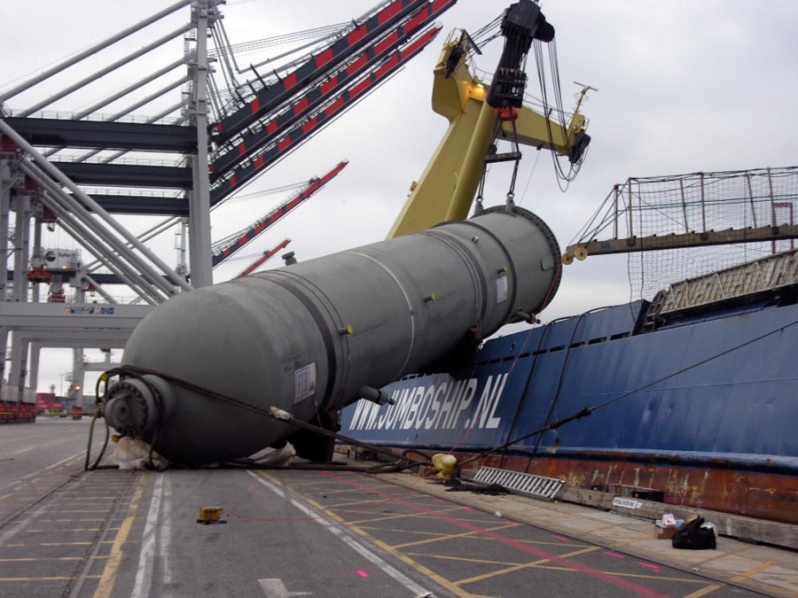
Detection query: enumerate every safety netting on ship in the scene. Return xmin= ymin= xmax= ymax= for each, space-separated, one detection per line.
xmin=572 ymin=166 xmax=798 ymax=301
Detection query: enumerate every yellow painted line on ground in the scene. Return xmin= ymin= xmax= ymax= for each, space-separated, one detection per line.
xmin=93 ymin=473 xmax=146 ymax=598
xmin=345 ymin=510 xmax=456 ymax=526
xmin=22 ymin=527 xmax=103 ymax=533
xmin=454 ymin=558 xmax=715 ymax=590
xmin=0 ymin=575 xmax=101 ymax=582
xmin=406 ymin=552 xmax=527 ymax=567
xmin=1 ymin=541 xmax=94 ymax=548
xmin=682 ymin=584 xmax=724 ymax=597
xmin=42 ymin=541 xmax=105 ymax=546
xmin=321 ymin=491 xmax=450 ymax=509
xmin=39 ymin=505 xmax=115 ymax=521
xmin=343 ymin=504 xmax=476 ymax=526
xmin=258 ymin=471 xmax=282 ymax=486
xmin=36 ymin=518 xmax=107 ymax=523
xmin=355 ymin=531 xmax=470 ymax=597
xmin=283 ymin=480 xmax=469 ymax=597
xmin=0 ymin=556 xmax=106 ymax=562
xmin=298 ymin=495 xmax=348 ymax=525
xmin=594 ymin=571 xmax=706 ymax=583
xmin=54 ymin=500 xmax=124 ymax=505
xmin=731 ymin=560 xmax=775 ymax=582
xmin=455 ymin=546 xmax=601 ymax=586
xmin=390 ymin=523 xmax=522 ymax=550
xmin=325 ymin=497 xmax=405 ymax=509
xmin=0 ymin=490 xmax=23 ymax=500
xmin=290 ymin=481 xmax=356 ymax=491
xmin=380 ymin=521 xmax=523 ymax=539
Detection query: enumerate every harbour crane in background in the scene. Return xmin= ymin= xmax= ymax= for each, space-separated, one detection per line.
xmin=210 ymin=161 xmax=347 ymax=268
xmin=0 ymin=0 xmax=456 ymax=408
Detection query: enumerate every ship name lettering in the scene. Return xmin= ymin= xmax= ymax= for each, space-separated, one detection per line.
xmin=348 ymin=374 xmax=508 ymax=432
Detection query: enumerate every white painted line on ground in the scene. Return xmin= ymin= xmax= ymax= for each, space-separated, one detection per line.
xmin=132 ymin=473 xmax=163 ymax=598
xmin=258 ymin=577 xmax=313 ymax=597
xmin=248 ymin=470 xmax=433 ymax=598
xmin=0 ymin=450 xmax=84 ymax=494
xmin=159 ymin=475 xmax=174 ymax=593
xmin=0 ymin=504 xmax=49 ymax=546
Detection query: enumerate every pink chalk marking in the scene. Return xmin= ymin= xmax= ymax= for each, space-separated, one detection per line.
xmin=639 ymin=562 xmax=660 ymax=572
xmin=316 ymin=471 xmax=672 ymax=598
xmin=605 ymin=552 xmax=625 ymax=559
xmin=552 ymin=534 xmax=570 ymax=542
xmin=356 ymin=570 xmax=369 ymax=578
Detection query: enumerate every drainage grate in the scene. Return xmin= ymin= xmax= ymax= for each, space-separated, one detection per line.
xmin=472 ymin=467 xmax=565 ymax=501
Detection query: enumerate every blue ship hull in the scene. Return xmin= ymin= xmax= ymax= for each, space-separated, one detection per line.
xmin=341 ymin=295 xmax=798 ymax=523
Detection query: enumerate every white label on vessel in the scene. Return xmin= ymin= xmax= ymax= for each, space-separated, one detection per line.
xmin=294 ymin=363 xmax=316 ymax=402
xmin=496 ymin=275 xmax=508 ymax=303
xmin=612 ymin=497 xmax=642 ymax=510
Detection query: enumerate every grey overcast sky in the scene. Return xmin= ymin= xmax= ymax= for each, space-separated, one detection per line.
xmin=2 ymin=1 xmax=797 ymax=393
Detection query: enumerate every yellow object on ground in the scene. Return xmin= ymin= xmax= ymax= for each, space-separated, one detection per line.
xmin=432 ymin=453 xmax=458 ymax=479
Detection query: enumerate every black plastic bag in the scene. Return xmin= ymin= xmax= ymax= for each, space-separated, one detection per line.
xmin=672 ymin=516 xmax=716 ymax=549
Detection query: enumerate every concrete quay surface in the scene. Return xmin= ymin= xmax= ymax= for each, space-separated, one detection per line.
xmin=378 ymin=470 xmax=798 ymax=597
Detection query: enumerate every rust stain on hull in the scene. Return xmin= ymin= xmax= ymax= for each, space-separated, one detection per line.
xmin=474 ymin=454 xmax=798 ymax=525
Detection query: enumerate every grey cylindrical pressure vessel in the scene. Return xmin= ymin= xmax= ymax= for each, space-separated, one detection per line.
xmin=103 ymin=206 xmax=560 ymax=463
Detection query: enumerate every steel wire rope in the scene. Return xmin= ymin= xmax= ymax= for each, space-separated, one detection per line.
xmin=209 ymin=23 xmax=347 ymax=59
xmin=474 ymin=68 xmax=528 ymax=212
xmin=516 ymin=150 xmax=542 ymax=208
xmin=209 ymin=22 xmax=347 ymax=114
xmin=457 ymin=317 xmax=798 ymax=469
xmin=496 ymin=317 xmax=557 ymax=471
xmin=434 ymin=259 xmax=564 ymax=462
xmin=526 ymin=311 xmax=590 ymax=459
xmin=95 ymin=365 xmax=427 ymax=471
xmin=87 ymin=370 xmax=169 ymax=471
xmin=573 ymin=317 xmax=798 ymax=414
xmin=533 ymin=39 xmax=584 ymax=189
xmin=431 ymin=261 xmax=574 ymax=471
xmin=89 ymin=367 xmax=442 ymax=522
xmin=470 ymin=16 xmax=502 ymax=47
xmin=567 ymin=188 xmax=625 ymax=248
xmin=210 ymin=25 xmax=241 ymax=102
xmin=548 ymin=40 xmax=582 ymax=185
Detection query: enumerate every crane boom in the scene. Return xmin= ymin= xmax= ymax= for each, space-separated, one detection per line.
xmin=212 ymin=0 xmax=457 ymax=142
xmin=212 ymin=160 xmax=347 ymax=267
xmin=388 ymin=0 xmax=591 ymax=238
xmin=210 ymin=27 xmax=441 ymax=205
xmin=210 ymin=2 xmax=453 ymax=180
xmin=236 ymin=239 xmax=291 ymax=278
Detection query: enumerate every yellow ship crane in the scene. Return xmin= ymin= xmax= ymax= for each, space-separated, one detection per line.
xmin=388 ymin=0 xmax=591 ymax=238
